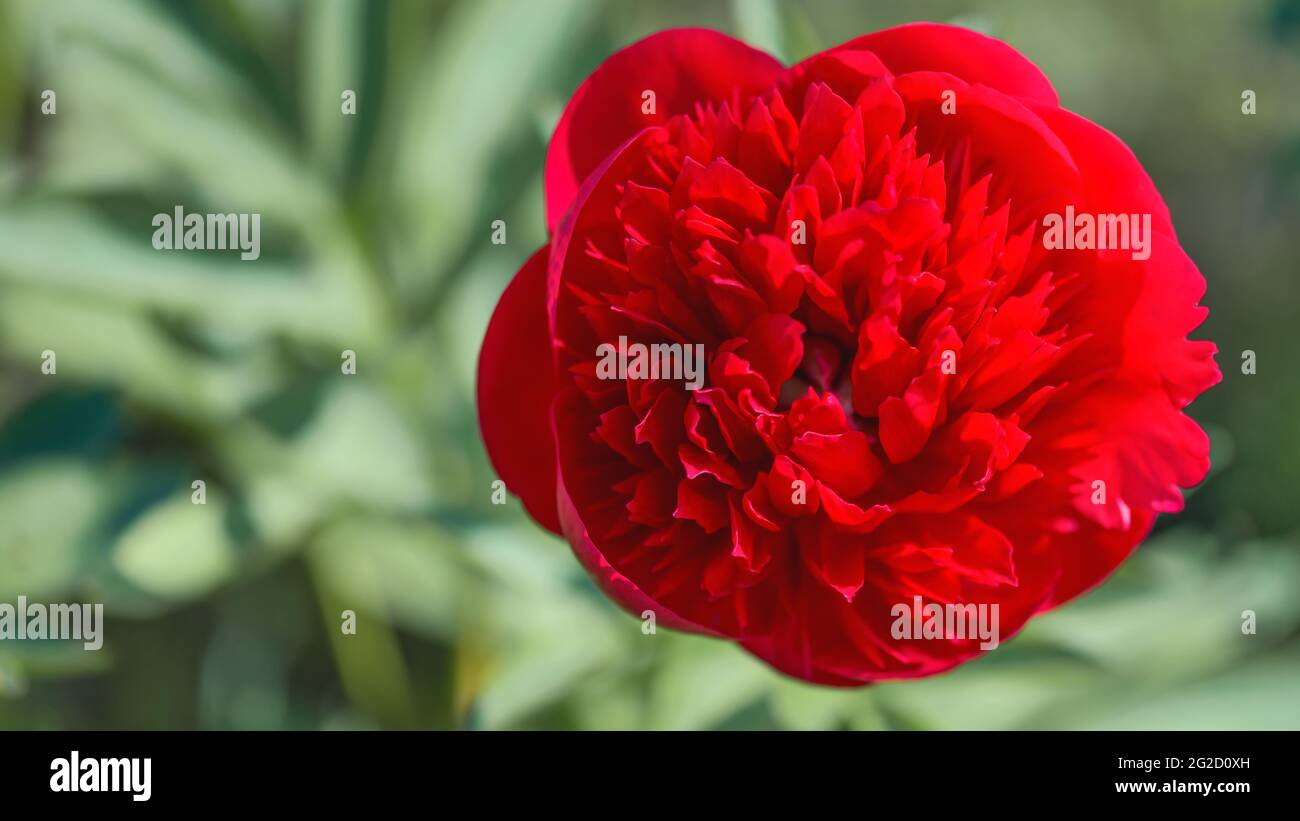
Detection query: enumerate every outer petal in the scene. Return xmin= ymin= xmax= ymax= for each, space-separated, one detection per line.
xmin=1032 ymin=379 xmax=1212 ymax=529
xmin=1030 ymin=102 xmax=1220 ymax=407
xmin=830 ymin=22 xmax=1059 ymax=105
xmin=545 ymin=28 xmax=784 ymax=230
xmin=476 ymin=246 xmax=562 ymax=534
xmin=556 ymin=446 xmax=720 ymax=636
xmin=1030 ymin=103 xmax=1174 ymax=238
xmin=547 ymin=127 xmax=736 ymax=636
xmin=892 ymin=73 xmax=1079 ymax=227
xmin=980 ymin=482 xmax=1159 ymax=612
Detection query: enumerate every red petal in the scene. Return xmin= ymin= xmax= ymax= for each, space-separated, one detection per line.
xmin=1054 ymin=381 xmax=1212 ymax=526
xmin=830 ymin=22 xmax=1058 ymax=105
xmin=545 ymin=28 xmax=784 ymax=230
xmin=879 ymin=365 xmax=946 ymax=463
xmin=892 ymin=75 xmax=1078 ymax=227
xmin=556 ymin=477 xmax=719 ymax=635
xmin=780 ymin=49 xmax=891 ymax=109
xmin=791 ymin=430 xmax=882 ymax=499
xmin=802 ymin=520 xmax=866 ymax=602
xmin=476 ymin=246 xmax=562 ymax=533
xmin=1030 ymin=103 xmax=1175 ymax=238
xmin=737 ymin=313 xmax=805 ymax=395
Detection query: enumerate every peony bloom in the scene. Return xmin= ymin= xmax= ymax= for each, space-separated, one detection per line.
xmin=477 ymin=23 xmax=1219 ymax=684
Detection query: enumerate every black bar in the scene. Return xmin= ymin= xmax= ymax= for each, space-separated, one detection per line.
xmin=1 ymin=730 xmax=1284 ymax=808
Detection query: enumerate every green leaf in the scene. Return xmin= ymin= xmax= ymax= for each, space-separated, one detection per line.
xmin=270 ymin=382 xmax=436 ymax=512
xmin=731 ymin=0 xmax=788 ymax=63
xmin=0 ymin=2 xmax=30 ymax=157
xmin=461 ymin=530 xmax=628 ymax=729
xmin=0 ymin=638 xmax=113 ymax=683
xmin=210 ymin=384 xmax=436 ymax=556
xmin=0 ymin=206 xmax=353 ymax=347
xmin=309 ymin=516 xmax=465 ymax=639
xmin=301 ymin=0 xmax=365 ymax=179
xmin=468 ymin=604 xmax=626 ymax=730
xmin=0 ymin=284 xmax=280 ymax=422
xmin=21 ymin=0 xmax=259 ymax=109
xmin=0 ymin=459 xmax=105 ymax=600
xmin=307 ymin=534 xmax=416 ymax=728
xmin=768 ymin=675 xmax=867 ymax=730
xmin=1074 ymin=654 xmax=1300 ymax=730
xmin=1027 ymin=535 xmax=1300 ymax=682
xmin=776 ymin=2 xmax=823 ymax=63
xmin=648 ymin=635 xmax=772 ymax=730
xmin=25 ymin=0 xmax=333 ymax=229
xmin=873 ymin=659 xmax=1104 ymax=730
xmin=385 ymin=0 xmax=596 ymax=295
xmin=112 ymin=491 xmax=238 ymax=600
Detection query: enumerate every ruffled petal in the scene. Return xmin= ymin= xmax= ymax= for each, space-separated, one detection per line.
xmin=476 ymin=246 xmax=562 ymax=533
xmin=545 ymin=28 xmax=784 ymax=230
xmin=830 ymin=22 xmax=1059 ymax=105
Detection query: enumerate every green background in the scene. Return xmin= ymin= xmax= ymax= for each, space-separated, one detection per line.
xmin=0 ymin=0 xmax=1297 ymax=730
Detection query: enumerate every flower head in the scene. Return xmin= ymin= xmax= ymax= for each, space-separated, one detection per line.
xmin=477 ymin=24 xmax=1219 ymax=684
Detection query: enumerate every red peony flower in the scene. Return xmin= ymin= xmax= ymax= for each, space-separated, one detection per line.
xmin=477 ymin=23 xmax=1219 ymax=684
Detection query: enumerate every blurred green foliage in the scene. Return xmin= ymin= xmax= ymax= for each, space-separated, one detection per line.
xmin=0 ymin=0 xmax=1297 ymax=729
